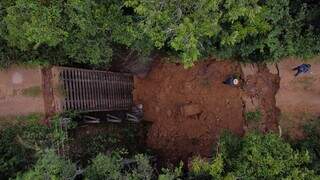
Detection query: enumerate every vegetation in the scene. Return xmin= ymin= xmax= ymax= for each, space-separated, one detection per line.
xmin=0 ymin=113 xmax=76 ymax=179
xmin=1 ymin=0 xmax=320 ymax=179
xmin=0 ymin=125 xmax=32 ymax=179
xmin=296 ymin=118 xmax=320 ymax=174
xmin=16 ymin=149 xmax=77 ymax=180
xmin=190 ymin=132 xmax=318 ymax=179
xmin=1 ymin=115 xmax=320 ymax=179
xmin=245 ymin=109 xmax=262 ymax=122
xmin=0 ymin=0 xmax=319 ymax=68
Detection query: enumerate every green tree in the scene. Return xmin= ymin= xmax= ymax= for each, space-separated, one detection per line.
xmin=1 ymin=0 xmax=140 ymax=67
xmin=233 ymin=133 xmax=315 ymax=179
xmin=125 ymin=0 xmax=320 ymax=66
xmin=85 ymin=153 xmax=154 ymax=180
xmin=190 ymin=132 xmax=318 ymax=179
xmin=1 ymin=0 xmax=320 ymax=68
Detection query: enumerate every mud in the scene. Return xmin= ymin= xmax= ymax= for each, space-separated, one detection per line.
xmin=133 ymin=59 xmax=283 ymax=163
xmin=134 ymin=60 xmax=246 ymax=163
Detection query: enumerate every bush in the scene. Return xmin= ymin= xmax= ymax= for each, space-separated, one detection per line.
xmin=85 ymin=153 xmax=154 ymax=180
xmin=0 ymin=126 xmax=33 ymax=179
xmin=15 ymin=149 xmax=77 ymax=180
xmin=84 ymin=153 xmax=122 ymax=180
xmin=190 ymin=132 xmax=318 ymax=179
xmin=245 ymin=109 xmax=262 ymax=122
xmin=18 ymin=115 xmax=77 ymax=153
xmin=0 ymin=114 xmax=77 ymax=179
xmin=158 ymin=162 xmax=183 ymax=180
xmin=296 ymin=118 xmax=320 ymax=174
xmin=234 ymin=133 xmax=314 ymax=179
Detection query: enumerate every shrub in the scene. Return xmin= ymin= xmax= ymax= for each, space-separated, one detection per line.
xmin=158 ymin=162 xmax=183 ymax=180
xmin=296 ymin=118 xmax=320 ymax=174
xmin=245 ymin=109 xmax=262 ymax=122
xmin=85 ymin=153 xmax=154 ymax=180
xmin=234 ymin=133 xmax=314 ymax=179
xmin=84 ymin=153 xmax=122 ymax=180
xmin=0 ymin=113 xmax=77 ymax=179
xmin=0 ymin=126 xmax=33 ymax=179
xmin=190 ymin=155 xmax=225 ymax=179
xmin=190 ymin=132 xmax=317 ymax=179
xmin=15 ymin=149 xmax=77 ymax=180
xmin=18 ymin=115 xmax=77 ymax=153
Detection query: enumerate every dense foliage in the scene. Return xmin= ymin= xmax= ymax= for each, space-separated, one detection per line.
xmin=0 ymin=113 xmax=76 ymax=179
xmin=190 ymin=132 xmax=318 ymax=179
xmin=296 ymin=118 xmax=320 ymax=174
xmin=0 ymin=126 xmax=32 ymax=179
xmin=16 ymin=150 xmax=77 ymax=180
xmin=0 ymin=0 xmax=319 ymax=68
xmin=1 ymin=116 xmax=320 ymax=179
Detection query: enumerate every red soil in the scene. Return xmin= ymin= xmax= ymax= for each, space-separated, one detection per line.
xmin=133 ymin=60 xmax=245 ymax=163
xmin=243 ymin=65 xmax=280 ymax=132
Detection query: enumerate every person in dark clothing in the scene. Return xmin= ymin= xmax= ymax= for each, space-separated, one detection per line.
xmin=223 ymin=75 xmax=239 ymax=86
xmin=293 ymin=64 xmax=311 ymax=76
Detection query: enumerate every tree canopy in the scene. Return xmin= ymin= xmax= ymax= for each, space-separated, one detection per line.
xmin=0 ymin=0 xmax=319 ymax=68
xmin=190 ymin=132 xmax=318 ymax=179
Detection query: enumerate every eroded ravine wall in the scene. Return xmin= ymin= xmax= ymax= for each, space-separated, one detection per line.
xmin=274 ymin=57 xmax=320 ymax=139
xmin=241 ymin=57 xmax=320 ymax=139
xmin=241 ymin=63 xmax=280 ymax=133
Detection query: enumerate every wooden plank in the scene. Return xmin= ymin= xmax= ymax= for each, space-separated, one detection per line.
xmin=77 ymin=70 xmax=81 ymax=110
xmin=68 ymin=70 xmax=72 ymax=110
xmin=89 ymin=71 xmax=94 ymax=110
xmin=62 ymin=70 xmax=68 ymax=110
xmin=106 ymin=73 xmax=111 ymax=109
xmin=73 ymin=70 xmax=78 ymax=110
xmin=102 ymin=73 xmax=107 ymax=109
xmin=98 ymin=72 xmax=102 ymax=109
xmin=83 ymin=71 xmax=89 ymax=110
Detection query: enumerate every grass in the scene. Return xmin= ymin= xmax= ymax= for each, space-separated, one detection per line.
xmin=0 ymin=113 xmax=43 ymax=129
xmin=245 ymin=109 xmax=262 ymax=123
xmin=21 ymin=86 xmax=42 ymax=97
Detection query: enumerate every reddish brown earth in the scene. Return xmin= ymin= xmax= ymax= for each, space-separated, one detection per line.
xmin=276 ymin=58 xmax=320 ymax=139
xmin=134 ymin=57 xmax=320 ymax=163
xmin=0 ymin=65 xmax=45 ymax=117
xmin=134 ymin=60 xmax=245 ymax=163
xmin=242 ymin=64 xmax=280 ymax=133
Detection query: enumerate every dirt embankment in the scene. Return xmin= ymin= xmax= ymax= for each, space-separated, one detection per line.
xmin=242 ymin=64 xmax=280 ymax=132
xmin=134 ymin=60 xmax=246 ymax=163
xmin=133 ymin=57 xmax=320 ymax=163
